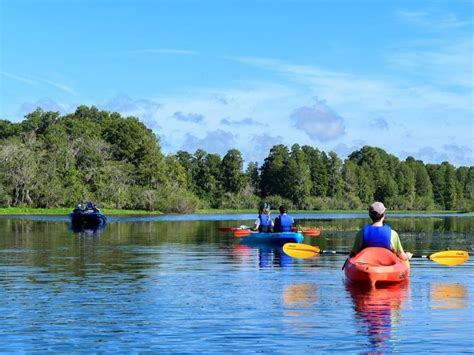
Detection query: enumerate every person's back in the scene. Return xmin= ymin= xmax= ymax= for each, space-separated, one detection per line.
xmin=350 ymin=202 xmax=411 ymax=260
xmin=274 ymin=205 xmax=294 ymax=232
xmin=255 ymin=204 xmax=274 ymax=232
xmin=259 ymin=210 xmax=273 ymax=232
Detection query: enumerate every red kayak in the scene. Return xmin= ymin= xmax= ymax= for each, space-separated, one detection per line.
xmin=344 ymin=247 xmax=410 ymax=287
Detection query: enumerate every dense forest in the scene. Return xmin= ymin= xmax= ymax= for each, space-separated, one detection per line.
xmin=0 ymin=106 xmax=472 ymax=213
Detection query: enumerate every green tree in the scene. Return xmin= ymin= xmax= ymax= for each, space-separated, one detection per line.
xmin=302 ymin=145 xmax=328 ymax=197
xmin=443 ymin=162 xmax=457 ymax=210
xmin=287 ymin=144 xmax=312 ymax=207
xmin=395 ymin=161 xmax=416 ymax=209
xmin=327 ymin=151 xmax=343 ymax=198
xmin=221 ymin=149 xmax=245 ymax=193
xmin=356 ymin=163 xmax=375 ymax=205
xmin=427 ymin=164 xmax=446 ymax=208
xmin=21 ymin=108 xmax=60 ymax=135
xmin=259 ymin=144 xmax=291 ymax=198
xmin=245 ymin=161 xmax=260 ymax=194
xmin=0 ymin=137 xmax=39 ymax=206
xmin=342 ymin=159 xmax=362 ymax=208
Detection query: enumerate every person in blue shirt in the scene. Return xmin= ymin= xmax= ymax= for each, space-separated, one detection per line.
xmin=273 ymin=205 xmax=294 ymax=232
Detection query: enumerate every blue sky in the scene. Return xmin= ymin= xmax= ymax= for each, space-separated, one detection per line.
xmin=1 ymin=0 xmax=473 ymax=166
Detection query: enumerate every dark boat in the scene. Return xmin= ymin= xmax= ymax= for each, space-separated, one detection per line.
xmin=70 ymin=201 xmax=107 ymax=228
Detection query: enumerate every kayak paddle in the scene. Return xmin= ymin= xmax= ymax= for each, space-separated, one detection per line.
xmin=302 ymin=228 xmax=321 ymax=237
xmin=233 ymin=229 xmax=253 ymax=237
xmin=219 ymin=225 xmax=252 ymax=234
xmin=283 ymin=243 xmax=470 ymax=266
xmin=292 ymin=227 xmax=321 ymax=236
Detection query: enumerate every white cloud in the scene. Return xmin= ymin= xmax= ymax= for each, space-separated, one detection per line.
xmin=291 ymin=99 xmax=345 ymax=141
xmin=103 ymin=94 xmax=162 ymax=128
xmin=332 ymin=142 xmax=365 ymax=160
xmin=442 ymin=144 xmax=474 ymax=166
xmin=244 ymin=133 xmax=285 ymax=164
xmin=19 ymin=98 xmax=67 ymax=117
xmin=180 ymin=130 xmax=236 ymax=156
xmin=400 ymin=145 xmax=474 ymax=167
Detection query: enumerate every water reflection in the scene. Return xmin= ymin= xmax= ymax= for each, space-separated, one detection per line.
xmin=431 ymin=283 xmax=468 ymax=309
xmin=69 ymin=223 xmax=106 ymax=237
xmin=347 ymin=282 xmax=409 ymax=352
xmin=258 ymin=247 xmax=293 ymax=268
xmin=284 ymin=283 xmax=318 ymax=307
xmin=282 ymin=283 xmax=318 ymax=336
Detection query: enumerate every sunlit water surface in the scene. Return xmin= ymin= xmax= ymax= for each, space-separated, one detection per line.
xmin=0 ymin=213 xmax=472 ymax=353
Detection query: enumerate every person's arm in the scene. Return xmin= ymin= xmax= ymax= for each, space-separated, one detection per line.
xmin=390 ymin=230 xmax=412 ymax=260
xmin=274 ymin=216 xmax=280 ymax=232
xmin=254 ymin=218 xmax=260 ymax=231
xmin=350 ymin=230 xmax=363 ymax=256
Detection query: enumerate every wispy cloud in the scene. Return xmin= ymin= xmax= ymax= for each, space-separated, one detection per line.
xmin=173 ymin=111 xmax=204 ymax=123
xmin=370 ymin=117 xmax=389 ymax=130
xmin=397 ymin=10 xmax=472 ymax=30
xmin=220 ymin=117 xmax=258 ymax=126
xmin=1 ymin=72 xmax=37 ymax=86
xmin=111 ymin=48 xmax=198 ymax=56
xmin=1 ymin=71 xmax=76 ymax=95
xmin=387 ymin=36 xmax=473 ymax=88
xmin=40 ymin=78 xmax=77 ymax=95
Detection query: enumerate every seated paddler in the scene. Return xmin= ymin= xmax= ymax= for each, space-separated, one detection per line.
xmin=254 ymin=203 xmax=274 ymax=232
xmin=350 ymin=202 xmax=412 ymax=260
xmin=273 ymin=205 xmax=294 ymax=232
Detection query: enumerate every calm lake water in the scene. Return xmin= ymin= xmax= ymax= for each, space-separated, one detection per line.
xmin=0 ymin=213 xmax=472 ymax=353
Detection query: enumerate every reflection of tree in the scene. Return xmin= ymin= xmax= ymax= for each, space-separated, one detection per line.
xmin=0 ymin=219 xmax=227 ymax=281
xmin=431 ymin=283 xmax=468 ymax=309
xmin=346 ymin=282 xmax=409 ymax=352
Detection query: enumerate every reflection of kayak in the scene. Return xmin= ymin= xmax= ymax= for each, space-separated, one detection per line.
xmin=240 ymin=232 xmax=304 ymax=246
xmin=70 ymin=210 xmax=107 ymax=228
xmin=346 ymin=281 xmax=409 ymax=350
xmin=345 ymin=247 xmax=410 ymax=287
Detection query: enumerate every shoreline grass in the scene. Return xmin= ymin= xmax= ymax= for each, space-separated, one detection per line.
xmin=0 ymin=207 xmax=468 ymax=216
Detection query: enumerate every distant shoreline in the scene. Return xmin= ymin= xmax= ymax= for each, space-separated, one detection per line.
xmin=0 ymin=207 xmax=468 ymax=216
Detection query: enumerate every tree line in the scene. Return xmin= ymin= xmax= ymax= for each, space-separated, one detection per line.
xmin=0 ymin=106 xmax=472 ymax=212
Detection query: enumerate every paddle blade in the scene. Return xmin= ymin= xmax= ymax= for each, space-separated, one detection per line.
xmin=233 ymin=229 xmax=252 ymax=237
xmin=218 ymin=226 xmax=234 ymax=232
xmin=303 ymin=228 xmax=321 ymax=237
xmin=428 ymin=250 xmax=469 ymax=266
xmin=283 ymin=243 xmax=320 ymax=259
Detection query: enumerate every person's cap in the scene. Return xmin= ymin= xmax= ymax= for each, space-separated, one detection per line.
xmin=369 ymin=202 xmax=386 ymax=215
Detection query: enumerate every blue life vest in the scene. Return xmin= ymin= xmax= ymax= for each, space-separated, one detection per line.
xmin=259 ymin=214 xmax=273 ymax=226
xmin=277 ymin=214 xmax=293 ymax=232
xmin=362 ymin=224 xmax=391 ymax=250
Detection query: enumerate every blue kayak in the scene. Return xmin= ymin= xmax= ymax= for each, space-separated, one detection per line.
xmin=240 ymin=232 xmax=304 ymax=245
xmin=70 ymin=209 xmax=107 ymax=228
